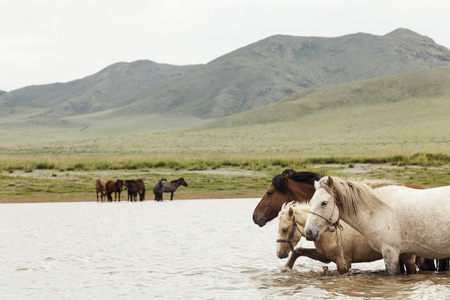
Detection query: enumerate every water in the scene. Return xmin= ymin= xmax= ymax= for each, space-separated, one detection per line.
xmin=1 ymin=199 xmax=449 ymax=299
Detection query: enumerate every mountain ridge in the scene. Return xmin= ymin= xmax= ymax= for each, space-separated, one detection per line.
xmin=1 ymin=28 xmax=450 ymax=122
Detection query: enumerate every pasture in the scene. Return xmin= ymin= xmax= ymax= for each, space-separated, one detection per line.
xmin=0 ymin=153 xmax=448 ymax=203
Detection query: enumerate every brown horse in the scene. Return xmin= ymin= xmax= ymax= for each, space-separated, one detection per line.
xmin=124 ymin=180 xmax=138 ymax=201
xmin=164 ymin=178 xmax=188 ymax=200
xmin=95 ymin=179 xmax=108 ymax=201
xmin=105 ymin=179 xmax=124 ymax=202
xmin=254 ymin=169 xmax=439 ymax=272
xmin=253 ymin=170 xmax=320 ymax=227
xmin=134 ymin=179 xmax=145 ymax=201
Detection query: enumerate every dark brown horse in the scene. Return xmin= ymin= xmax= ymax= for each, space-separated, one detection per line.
xmin=124 ymin=180 xmax=138 ymax=201
xmin=253 ymin=169 xmax=441 ymax=272
xmin=134 ymin=179 xmax=145 ymax=201
xmin=164 ymin=178 xmax=188 ymax=200
xmin=105 ymin=179 xmax=124 ymax=202
xmin=253 ymin=170 xmax=320 ymax=227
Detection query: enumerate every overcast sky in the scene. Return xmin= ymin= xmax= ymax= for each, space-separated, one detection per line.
xmin=1 ymin=0 xmax=449 ymax=91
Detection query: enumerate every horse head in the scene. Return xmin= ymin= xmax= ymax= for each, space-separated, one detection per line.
xmin=304 ymin=177 xmax=342 ymax=241
xmin=253 ymin=170 xmax=319 ymax=227
xmin=276 ymin=202 xmax=310 ymax=259
xmin=179 ymin=178 xmax=188 ymax=187
xmin=116 ymin=179 xmax=124 ymax=191
xmin=161 ymin=179 xmax=167 ymax=188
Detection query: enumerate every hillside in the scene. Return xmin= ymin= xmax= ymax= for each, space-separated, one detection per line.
xmin=1 ymin=28 xmax=450 ymax=123
xmin=0 ymin=61 xmax=201 ymax=117
xmin=122 ymin=29 xmax=450 ymax=119
xmin=2 ymin=67 xmax=449 ymax=156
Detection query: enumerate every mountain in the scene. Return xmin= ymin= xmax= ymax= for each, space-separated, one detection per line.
xmin=0 ymin=60 xmax=201 ymax=117
xmin=1 ymin=28 xmax=450 ymax=122
xmin=202 ymin=66 xmax=450 ymax=128
xmin=4 ymin=66 xmax=448 ymax=155
xmin=108 ymin=28 xmax=450 ymax=119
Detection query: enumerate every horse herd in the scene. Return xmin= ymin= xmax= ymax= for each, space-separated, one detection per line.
xmin=95 ymin=178 xmax=188 ymax=202
xmin=253 ymin=169 xmax=450 ymax=275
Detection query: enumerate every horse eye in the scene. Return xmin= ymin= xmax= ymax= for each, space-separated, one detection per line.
xmin=321 ymin=201 xmax=328 ymax=206
xmin=267 ymin=191 xmax=272 ymax=196
xmin=282 ymin=228 xmax=288 ymax=233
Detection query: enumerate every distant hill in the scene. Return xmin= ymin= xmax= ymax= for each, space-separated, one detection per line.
xmin=203 ymin=66 xmax=450 ymax=128
xmin=0 ymin=61 xmax=201 ymax=117
xmin=113 ymin=28 xmax=450 ymax=118
xmin=1 ymin=28 xmax=450 ymax=122
xmin=1 ymin=66 xmax=449 ymax=156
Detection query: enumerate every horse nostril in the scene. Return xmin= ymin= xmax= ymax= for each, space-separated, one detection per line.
xmin=306 ymin=229 xmax=312 ymax=237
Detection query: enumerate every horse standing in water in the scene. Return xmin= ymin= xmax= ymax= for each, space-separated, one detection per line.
xmin=95 ymin=179 xmax=108 ymax=201
xmin=153 ymin=179 xmax=167 ymax=201
xmin=105 ymin=179 xmax=124 ymax=202
xmin=277 ymin=201 xmax=384 ymax=274
xmin=304 ymin=176 xmax=450 ymax=275
xmin=164 ymin=178 xmax=188 ymax=200
xmin=253 ymin=169 xmax=438 ymax=272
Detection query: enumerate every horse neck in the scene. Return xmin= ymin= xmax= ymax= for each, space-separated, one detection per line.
xmin=288 ymin=180 xmax=315 ymax=202
xmin=172 ymin=179 xmax=182 ymax=188
xmin=337 ymin=199 xmax=393 ymax=239
xmin=292 ymin=206 xmax=309 ymax=227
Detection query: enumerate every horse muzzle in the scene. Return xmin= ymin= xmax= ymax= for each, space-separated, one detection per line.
xmin=252 ymin=214 xmax=266 ymax=227
xmin=277 ymin=250 xmax=289 ymax=259
xmin=305 ymin=229 xmax=319 ymax=241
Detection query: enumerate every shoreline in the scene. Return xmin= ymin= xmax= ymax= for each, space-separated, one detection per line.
xmin=0 ymin=191 xmax=264 ymax=204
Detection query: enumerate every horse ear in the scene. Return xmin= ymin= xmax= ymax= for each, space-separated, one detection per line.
xmin=288 ymin=206 xmax=294 ymax=217
xmin=314 ymin=180 xmax=320 ymax=189
xmin=282 ymin=173 xmax=290 ymax=183
xmin=326 ymin=176 xmax=334 ymax=188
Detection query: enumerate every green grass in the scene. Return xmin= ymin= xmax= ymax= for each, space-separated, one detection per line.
xmin=1 ymin=153 xmax=449 ymax=173
xmin=1 ymin=158 xmax=448 ymax=203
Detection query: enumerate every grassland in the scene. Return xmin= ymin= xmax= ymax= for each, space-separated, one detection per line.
xmin=0 ymin=153 xmax=449 ymax=203
xmin=1 ymin=68 xmax=449 ymax=203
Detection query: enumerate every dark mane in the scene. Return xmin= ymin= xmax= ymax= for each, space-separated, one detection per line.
xmin=272 ymin=169 xmax=322 ymax=193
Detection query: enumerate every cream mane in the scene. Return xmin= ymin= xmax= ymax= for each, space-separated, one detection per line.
xmin=319 ymin=177 xmax=396 ymax=215
xmin=279 ymin=201 xmax=311 ymax=224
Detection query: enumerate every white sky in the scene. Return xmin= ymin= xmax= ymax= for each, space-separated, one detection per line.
xmin=1 ymin=0 xmax=449 ymax=91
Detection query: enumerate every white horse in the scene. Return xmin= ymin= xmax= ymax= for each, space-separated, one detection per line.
xmin=304 ymin=176 xmax=450 ymax=275
xmin=152 ymin=179 xmax=167 ymax=201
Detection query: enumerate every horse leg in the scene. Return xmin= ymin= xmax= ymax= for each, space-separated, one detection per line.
xmin=286 ymin=250 xmax=302 ymax=269
xmin=438 ymin=259 xmax=449 ymax=271
xmin=171 ymin=192 xmax=174 ymax=201
xmin=417 ymin=257 xmax=436 ymax=271
xmin=399 ymin=254 xmax=417 ymax=274
xmin=382 ymin=246 xmax=401 ymax=275
xmin=286 ymin=248 xmax=332 ymax=269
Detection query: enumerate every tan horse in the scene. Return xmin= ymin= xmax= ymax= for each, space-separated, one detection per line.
xmin=277 ymin=201 xmax=418 ymax=274
xmin=95 ymin=179 xmax=108 ymax=202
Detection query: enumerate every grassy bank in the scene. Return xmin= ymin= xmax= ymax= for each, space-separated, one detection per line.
xmin=0 ymin=152 xmax=449 ymax=203
xmin=1 ymin=152 xmax=449 ymax=173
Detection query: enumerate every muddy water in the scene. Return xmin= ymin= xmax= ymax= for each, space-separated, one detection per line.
xmin=1 ymin=199 xmax=448 ymax=299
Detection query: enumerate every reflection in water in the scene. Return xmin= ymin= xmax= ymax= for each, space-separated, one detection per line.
xmin=0 ymin=199 xmax=448 ymax=299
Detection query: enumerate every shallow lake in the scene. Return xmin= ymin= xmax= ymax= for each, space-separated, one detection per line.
xmin=1 ymin=198 xmax=449 ymax=299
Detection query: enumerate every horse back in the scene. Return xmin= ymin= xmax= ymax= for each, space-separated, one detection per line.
xmin=375 ymin=185 xmax=450 ymax=256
